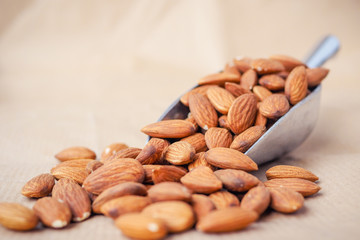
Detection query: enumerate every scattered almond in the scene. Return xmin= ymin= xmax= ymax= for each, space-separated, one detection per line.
xmin=148 ymin=182 xmax=192 ymax=202
xmin=209 ymin=191 xmax=240 ymax=209
xmin=264 ymin=178 xmax=320 ymax=197
xmin=101 ymin=143 xmax=128 ymax=162
xmin=152 ymin=165 xmax=187 ymax=184
xmin=214 ymin=169 xmax=260 ymax=192
xmin=55 ymin=146 xmax=96 ymax=162
xmin=33 ymin=197 xmax=71 ymax=228
xmin=188 ymin=93 xmax=218 ymax=130
xmin=240 ymin=185 xmax=270 ymax=215
xmin=21 ymin=173 xmax=55 ymax=198
xmin=181 ymin=166 xmax=222 ymax=194
xmin=268 ymin=187 xmax=304 ymax=213
xmin=266 ymin=165 xmax=319 ymax=182
xmin=0 ymin=203 xmax=38 ymax=231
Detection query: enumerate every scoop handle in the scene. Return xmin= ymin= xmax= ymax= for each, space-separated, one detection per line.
xmin=305 ymin=35 xmax=340 ymax=68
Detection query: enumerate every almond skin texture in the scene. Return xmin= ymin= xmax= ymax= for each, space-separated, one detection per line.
xmin=268 ymin=187 xmax=304 ymax=213
xmin=180 ymin=133 xmax=207 ymax=153
xmin=252 ymin=85 xmax=272 ymax=101
xmin=103 ymin=147 xmax=142 ymax=164
xmin=136 ymin=138 xmax=170 ymax=165
xmin=51 ymin=164 xmax=89 ymax=185
xmin=214 ymin=169 xmax=260 ymax=192
xmin=264 ymin=178 xmax=321 ymax=197
xmin=115 ymin=213 xmax=168 ymax=240
xmin=251 ymin=58 xmax=285 ymax=74
xmin=205 ymin=127 xmax=232 ymax=149
xmin=224 ymin=62 xmax=241 ymax=77
xmin=266 ymin=165 xmax=319 ymax=182
xmin=259 ymin=74 xmax=286 ymax=91
xmin=285 ymin=65 xmax=308 ymax=105
xmin=218 ymin=115 xmax=231 ymax=130
xmin=259 ymin=94 xmax=290 ymax=119
xmin=152 ymin=165 xmax=188 ymax=184
xmin=306 ymin=67 xmax=329 ymax=87
xmin=205 ymin=147 xmax=258 ymax=171
xmin=86 ymin=160 xmax=103 ymax=174
xmin=206 ymin=86 xmax=235 ymax=114
xmin=92 ymin=182 xmax=147 ymax=213
xmin=141 ymin=120 xmax=196 ymax=138
xmin=180 ymin=85 xmax=213 ymax=106
xmin=21 ymin=173 xmax=55 ymax=198
xmin=196 ymin=207 xmax=258 ymax=233
xmin=188 ymin=152 xmax=216 ymax=171
xmin=233 ymin=57 xmax=252 ymax=73
xmin=209 ymin=191 xmax=240 ymax=210
xmin=227 ymin=93 xmax=257 ymax=134
xmin=240 ymin=69 xmax=258 ymax=90
xmin=100 ymin=195 xmax=151 ymax=219
xmin=0 ymin=203 xmax=38 ymax=231
xmin=181 ymin=166 xmax=222 ymax=194
xmin=189 ymin=93 xmax=218 ymax=130
xmin=269 ymin=55 xmax=305 ymax=71
xmin=230 ymin=126 xmax=266 ymax=152
xmin=83 ymin=158 xmax=145 ymax=195
xmin=164 ymin=141 xmax=195 ymax=165
xmin=55 ymin=146 xmax=96 ymax=162
xmin=33 ymin=197 xmax=71 ymax=228
xmin=52 ymin=178 xmax=91 ymax=222
xmin=240 ymin=185 xmax=271 ymax=215
xmin=255 ymin=108 xmax=268 ymax=127
xmin=101 ymin=143 xmax=128 ymax=162
xmin=191 ymin=194 xmax=216 ymax=221
xmin=148 ymin=182 xmax=192 ymax=202
xmin=143 ymin=165 xmax=163 ymax=184
xmin=198 ymin=72 xmax=240 ymax=85
xmin=142 ymin=201 xmax=195 ymax=233
xmin=225 ymin=82 xmax=250 ymax=97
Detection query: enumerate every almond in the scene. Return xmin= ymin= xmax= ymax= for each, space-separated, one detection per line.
xmin=224 ymin=82 xmax=250 ymax=97
xmin=233 ymin=57 xmax=252 ymax=73
xmin=136 ymin=138 xmax=170 ymax=165
xmin=180 ymin=166 xmax=222 ymax=194
xmin=180 ymin=85 xmax=213 ymax=106
xmin=141 ymin=120 xmax=196 ymax=138
xmin=52 ymin=178 xmax=91 ymax=222
xmin=51 ymin=163 xmax=89 ymax=185
xmin=259 ymin=74 xmax=286 ymax=91
xmin=209 ymin=191 xmax=240 ymax=209
xmin=0 ymin=203 xmax=38 ymax=231
xmin=185 ymin=113 xmax=199 ymax=131
xmin=218 ymin=115 xmax=231 ymax=130
xmin=214 ymin=169 xmax=260 ymax=192
xmin=85 ymin=160 xmax=103 ymax=174
xmin=240 ymin=185 xmax=270 ymax=215
xmin=21 ymin=173 xmax=55 ymax=198
xmin=143 ymin=165 xmax=162 ymax=184
xmin=198 ymin=72 xmax=240 ymax=85
xmin=252 ymin=85 xmax=272 ymax=101
xmin=55 ymin=146 xmax=96 ymax=162
xmin=240 ymin=69 xmax=258 ymax=90
xmin=224 ymin=62 xmax=241 ymax=77
xmin=102 ymin=147 xmax=142 ymax=164
xmin=269 ymin=55 xmax=305 ymax=71
xmin=142 ymin=201 xmax=195 ymax=233
xmin=152 ymin=166 xmax=188 ymax=184
xmin=164 ymin=141 xmax=195 ymax=165
xmin=227 ymin=93 xmax=257 ymax=134
xmin=33 ymin=197 xmax=71 ymax=228
xmin=259 ymin=94 xmax=290 ymax=119
xmin=254 ymin=108 xmax=267 ymax=127
xmin=100 ymin=195 xmax=151 ymax=219
xmin=285 ymin=65 xmax=308 ymax=105
xmin=180 ymin=133 xmax=207 ymax=153
xmin=265 ymin=165 xmax=319 ymax=182
xmin=230 ymin=126 xmax=266 ymax=152
xmin=148 ymin=182 xmax=192 ymax=202
xmin=264 ymin=178 xmax=320 ymax=197
xmin=188 ymin=93 xmax=218 ymax=130
xmin=196 ymin=207 xmax=258 ymax=233
xmin=92 ymin=182 xmax=147 ymax=213
xmin=100 ymin=143 xmax=128 ymax=161
xmin=188 ymin=152 xmax=216 ymax=171
xmin=268 ymin=187 xmax=304 ymax=213
xmin=251 ymin=58 xmax=285 ymax=74
xmin=204 ymin=127 xmax=232 ymax=149
xmin=206 ymin=86 xmax=235 ymax=114
xmin=205 ymin=147 xmax=258 ymax=171
xmin=83 ymin=158 xmax=145 ymax=195
xmin=191 ymin=194 xmax=216 ymax=221
xmin=306 ymin=67 xmax=329 ymax=87
xmin=115 ymin=213 xmax=168 ymax=240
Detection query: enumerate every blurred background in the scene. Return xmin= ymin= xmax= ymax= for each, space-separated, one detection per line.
xmin=0 ymin=0 xmax=360 ymax=239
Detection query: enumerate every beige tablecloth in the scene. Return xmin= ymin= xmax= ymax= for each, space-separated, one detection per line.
xmin=1 ymin=0 xmax=360 ymax=239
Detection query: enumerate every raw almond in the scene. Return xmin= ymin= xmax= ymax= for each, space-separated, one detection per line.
xmin=264 ymin=178 xmax=320 ymax=197
xmin=306 ymin=67 xmax=329 ymax=87
xmin=259 ymin=94 xmax=290 ymax=119
xmin=164 ymin=141 xmax=195 ymax=165
xmin=52 ymin=178 xmax=91 ymax=222
xmin=230 ymin=126 xmax=266 ymax=152
xmin=191 ymin=194 xmax=216 ymax=221
xmin=224 ymin=82 xmax=250 ymax=97
xmin=188 ymin=93 xmax=218 ymax=130
xmin=148 ymin=182 xmax=192 ymax=202
xmin=141 ymin=120 xmax=196 ymax=138
xmin=259 ymin=74 xmax=286 ymax=91
xmin=285 ymin=65 xmax=308 ymax=105
xmin=251 ymin=58 xmax=285 ymax=74
xmin=180 ymin=166 xmax=222 ymax=194
xmin=92 ymin=182 xmax=147 ymax=213
xmin=252 ymin=85 xmax=272 ymax=101
xmin=233 ymin=57 xmax=252 ymax=73
xmin=214 ymin=169 xmax=260 ymax=192
xmin=206 ymin=86 xmax=235 ymax=114
xmin=198 ymin=72 xmax=240 ymax=85
xmin=33 ymin=197 xmax=71 ymax=228
xmin=0 ymin=203 xmax=38 ymax=231
xmin=100 ymin=143 xmax=128 ymax=162
xmin=142 ymin=201 xmax=195 ymax=233
xmin=224 ymin=62 xmax=241 ymax=77
xmin=209 ymin=191 xmax=240 ymax=209
xmin=143 ymin=165 xmax=162 ymax=184
xmin=188 ymin=152 xmax=216 ymax=171
xmin=240 ymin=185 xmax=270 ymax=215
xmin=196 ymin=207 xmax=258 ymax=233
xmin=55 ymin=146 xmax=96 ymax=162
xmin=204 ymin=127 xmax=232 ymax=149
xmin=136 ymin=138 xmax=170 ymax=165
xmin=185 ymin=113 xmax=199 ymax=131
xmin=268 ymin=187 xmax=304 ymax=213
xmin=102 ymin=147 xmax=142 ymax=164
xmin=83 ymin=158 xmax=145 ymax=195
xmin=269 ymin=55 xmax=305 ymax=71
xmin=100 ymin=195 xmax=151 ymax=219
xmin=265 ymin=165 xmax=319 ymax=182
xmin=180 ymin=85 xmax=213 ymax=106
xmin=240 ymin=69 xmax=258 ymax=90
xmin=180 ymin=133 xmax=207 ymax=153
xmin=205 ymin=147 xmax=258 ymax=171
xmin=218 ymin=115 xmax=231 ymax=130
xmin=85 ymin=160 xmax=103 ymax=174
xmin=51 ymin=163 xmax=89 ymax=185
xmin=115 ymin=213 xmax=168 ymax=240
xmin=152 ymin=165 xmax=188 ymax=184
xmin=21 ymin=173 xmax=55 ymax=198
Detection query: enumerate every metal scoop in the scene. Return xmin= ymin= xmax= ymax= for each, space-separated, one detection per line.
xmin=155 ymin=35 xmax=340 ymax=165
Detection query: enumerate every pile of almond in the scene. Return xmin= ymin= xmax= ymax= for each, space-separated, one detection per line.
xmin=0 ymin=55 xmax=328 ymax=239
